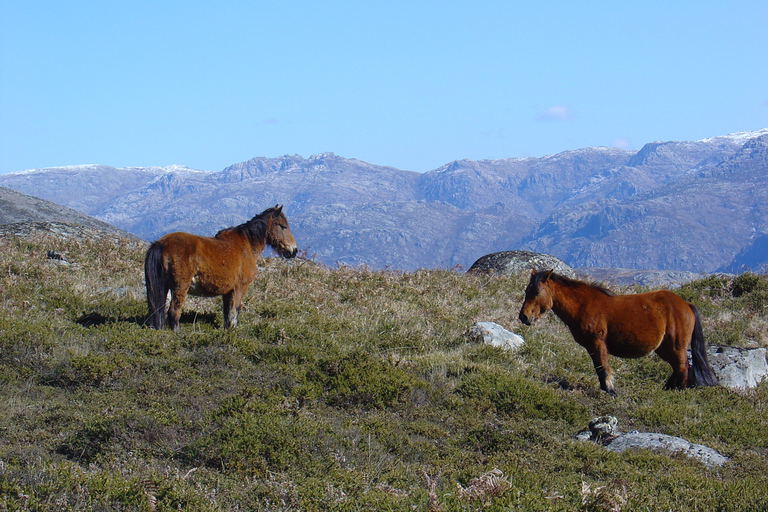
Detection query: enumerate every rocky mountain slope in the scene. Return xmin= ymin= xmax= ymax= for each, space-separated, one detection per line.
xmin=2 ymin=130 xmax=767 ymax=271
xmin=525 ymin=133 xmax=768 ymax=272
xmin=0 ymin=186 xmax=140 ymax=240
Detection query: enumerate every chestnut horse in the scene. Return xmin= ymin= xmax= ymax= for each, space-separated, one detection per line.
xmin=144 ymin=205 xmax=297 ymax=330
xmin=518 ymin=270 xmax=717 ymax=394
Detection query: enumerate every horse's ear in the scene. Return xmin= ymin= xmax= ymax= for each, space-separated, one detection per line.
xmin=542 ymin=269 xmax=554 ymax=282
xmin=275 ymin=204 xmax=283 ymax=214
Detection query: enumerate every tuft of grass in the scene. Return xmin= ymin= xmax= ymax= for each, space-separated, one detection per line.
xmin=1 ymin=232 xmax=768 ymax=510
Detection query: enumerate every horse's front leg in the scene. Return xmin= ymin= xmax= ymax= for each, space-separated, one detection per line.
xmin=222 ymin=292 xmax=235 ymax=329
xmin=222 ymin=290 xmax=243 ymax=329
xmin=222 ymin=285 xmax=249 ymax=329
xmin=583 ymin=339 xmax=616 ymax=395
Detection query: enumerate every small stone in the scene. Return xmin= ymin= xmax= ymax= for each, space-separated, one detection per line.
xmin=466 ymin=322 xmax=524 ymax=351
xmin=588 ymin=416 xmax=619 ymax=440
xmin=573 ymin=430 xmax=592 ymax=442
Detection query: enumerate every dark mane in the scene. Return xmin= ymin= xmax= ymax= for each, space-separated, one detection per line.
xmin=532 ymin=270 xmax=615 ymax=297
xmin=215 ymin=207 xmax=280 ymax=245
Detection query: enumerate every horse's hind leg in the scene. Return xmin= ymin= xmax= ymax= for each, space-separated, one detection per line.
xmin=167 ymin=287 xmax=188 ymax=332
xmin=663 ymin=372 xmax=686 ymax=390
xmin=656 ymin=341 xmax=689 ymax=390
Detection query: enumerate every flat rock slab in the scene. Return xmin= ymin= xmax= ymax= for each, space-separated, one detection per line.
xmin=605 ymin=432 xmax=729 ymax=467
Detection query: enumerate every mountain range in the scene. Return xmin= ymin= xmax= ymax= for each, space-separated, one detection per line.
xmin=1 ymin=129 xmax=767 ymax=272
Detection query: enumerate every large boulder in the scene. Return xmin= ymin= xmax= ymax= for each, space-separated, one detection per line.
xmin=467 ymin=250 xmax=576 ymax=278
xmin=708 ymin=346 xmax=768 ymax=389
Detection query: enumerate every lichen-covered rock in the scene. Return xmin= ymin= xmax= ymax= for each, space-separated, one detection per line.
xmin=574 ymin=415 xmax=620 ymax=443
xmin=467 ymin=250 xmax=576 ymax=278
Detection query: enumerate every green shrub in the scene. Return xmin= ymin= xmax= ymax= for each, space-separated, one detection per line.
xmin=322 ymin=350 xmax=419 ymax=409
xmin=456 ymin=369 xmax=587 ymax=424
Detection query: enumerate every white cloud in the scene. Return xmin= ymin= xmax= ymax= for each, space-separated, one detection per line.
xmin=611 ymin=137 xmax=632 ymax=149
xmin=537 ymin=105 xmax=574 ymax=121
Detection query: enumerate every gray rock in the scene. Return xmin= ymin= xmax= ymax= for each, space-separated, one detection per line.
xmin=467 ymin=250 xmax=576 ymax=278
xmin=574 ymin=416 xmax=622 ymax=443
xmin=708 ymin=346 xmax=768 ymax=389
xmin=588 ymin=416 xmax=619 ymax=439
xmin=573 ymin=430 xmax=593 ymax=442
xmin=466 ymin=322 xmax=524 ymax=351
xmin=605 ymin=432 xmax=729 ymax=467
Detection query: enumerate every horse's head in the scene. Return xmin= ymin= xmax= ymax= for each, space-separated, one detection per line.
xmin=265 ymin=205 xmax=298 ymax=258
xmin=518 ymin=269 xmax=554 ymax=325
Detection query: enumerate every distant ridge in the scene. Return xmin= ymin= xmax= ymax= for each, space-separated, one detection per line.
xmin=2 ymin=129 xmax=767 ymax=272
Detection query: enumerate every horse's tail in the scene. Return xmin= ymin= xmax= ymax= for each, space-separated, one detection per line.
xmin=687 ymin=304 xmax=718 ymax=387
xmin=144 ymin=242 xmax=167 ymax=329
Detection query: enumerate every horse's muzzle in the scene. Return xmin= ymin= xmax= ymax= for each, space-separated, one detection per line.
xmin=283 ymin=247 xmax=298 ymax=259
xmin=519 ymin=312 xmax=532 ymax=326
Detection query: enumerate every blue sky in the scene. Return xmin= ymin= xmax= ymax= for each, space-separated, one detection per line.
xmin=1 ymin=1 xmax=767 ymax=174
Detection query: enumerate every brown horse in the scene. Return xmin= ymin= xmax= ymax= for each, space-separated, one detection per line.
xmin=518 ymin=270 xmax=717 ymax=394
xmin=144 ymin=205 xmax=297 ymax=330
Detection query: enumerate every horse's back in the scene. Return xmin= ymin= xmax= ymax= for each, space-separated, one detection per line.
xmin=158 ymin=232 xmax=231 ymax=261
xmin=638 ymin=290 xmax=695 ymax=326
xmin=609 ymin=289 xmax=691 ymax=317
xmin=158 ymin=230 xmax=257 ymax=293
xmin=600 ymin=289 xmax=694 ymax=356
xmin=158 ymin=231 xmax=209 ymax=248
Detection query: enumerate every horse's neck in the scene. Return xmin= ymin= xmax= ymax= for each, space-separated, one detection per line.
xmin=245 ymin=234 xmax=267 ymax=254
xmin=217 ymin=230 xmax=267 ymax=254
xmin=549 ymin=281 xmax=590 ymax=326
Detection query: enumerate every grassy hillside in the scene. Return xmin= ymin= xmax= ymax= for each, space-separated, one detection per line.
xmin=1 ymin=231 xmax=767 ymax=511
